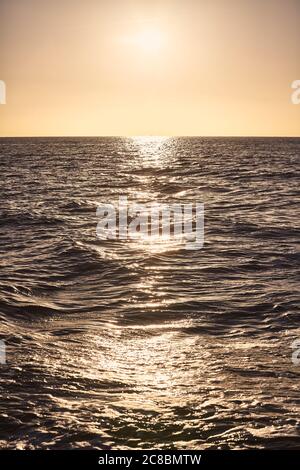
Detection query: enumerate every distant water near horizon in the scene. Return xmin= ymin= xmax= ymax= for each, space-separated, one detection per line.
xmin=0 ymin=136 xmax=299 ymax=449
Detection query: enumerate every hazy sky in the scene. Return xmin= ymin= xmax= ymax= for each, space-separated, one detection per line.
xmin=0 ymin=0 xmax=299 ymax=136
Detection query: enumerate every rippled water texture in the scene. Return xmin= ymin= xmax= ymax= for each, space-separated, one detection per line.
xmin=0 ymin=137 xmax=299 ymax=449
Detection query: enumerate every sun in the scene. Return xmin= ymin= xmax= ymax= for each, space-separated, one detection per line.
xmin=135 ymin=28 xmax=165 ymax=53
xmin=121 ymin=26 xmax=167 ymax=54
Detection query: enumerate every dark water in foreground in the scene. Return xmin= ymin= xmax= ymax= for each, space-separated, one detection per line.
xmin=0 ymin=136 xmax=299 ymax=449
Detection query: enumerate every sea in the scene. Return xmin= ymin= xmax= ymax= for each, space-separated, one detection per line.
xmin=0 ymin=136 xmax=299 ymax=449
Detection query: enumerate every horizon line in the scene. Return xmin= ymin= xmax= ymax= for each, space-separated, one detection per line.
xmin=0 ymin=134 xmax=300 ymax=139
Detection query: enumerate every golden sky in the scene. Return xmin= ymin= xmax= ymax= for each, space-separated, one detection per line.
xmin=0 ymin=0 xmax=299 ymax=137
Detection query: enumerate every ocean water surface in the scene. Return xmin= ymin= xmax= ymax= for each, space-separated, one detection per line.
xmin=0 ymin=136 xmax=299 ymax=449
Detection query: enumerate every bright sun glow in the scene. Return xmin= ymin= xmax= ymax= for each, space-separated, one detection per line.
xmin=135 ymin=28 xmax=165 ymax=52
xmin=122 ymin=27 xmax=167 ymax=54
